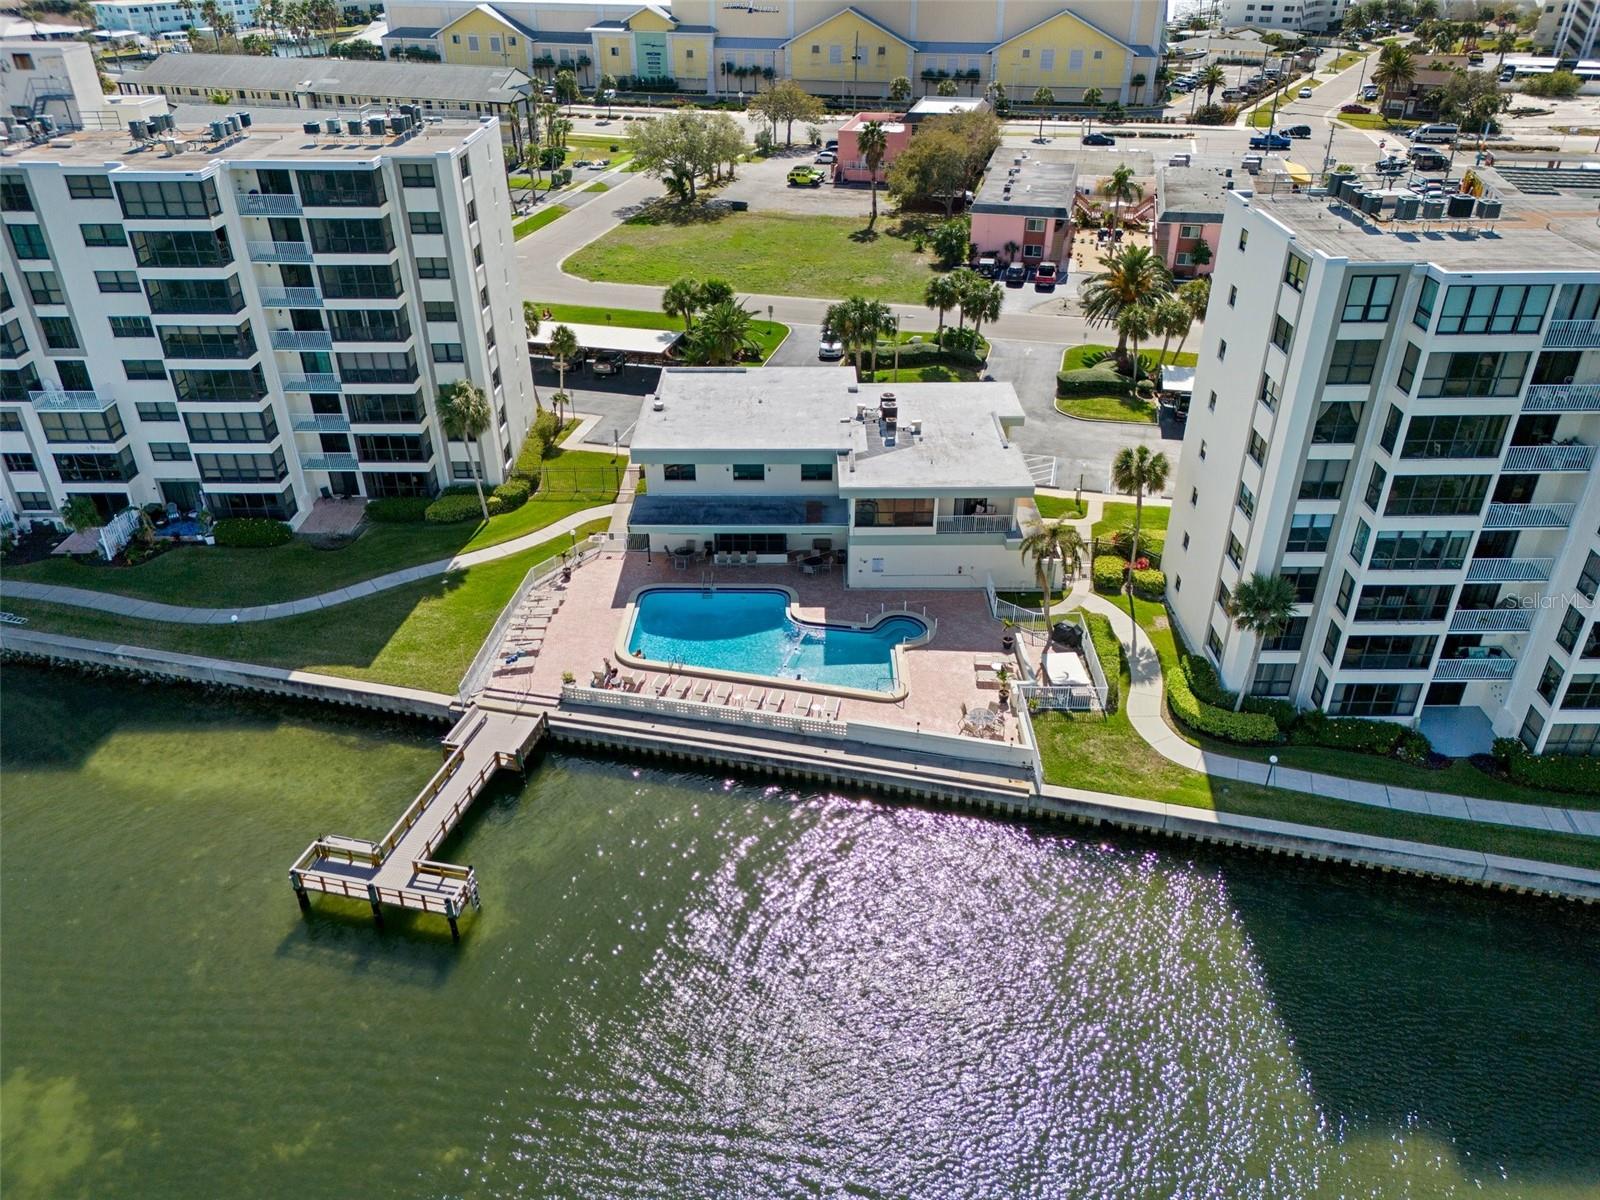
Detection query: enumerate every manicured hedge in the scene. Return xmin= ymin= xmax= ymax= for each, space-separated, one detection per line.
xmin=1166 ymin=658 xmax=1283 ymax=744
xmin=1092 ymin=554 xmax=1127 ymax=594
xmin=511 ymin=413 xmax=562 ymax=483
xmin=1102 ymin=528 xmax=1165 ymax=565
xmin=1084 ymin=611 xmax=1122 ymax=715
xmin=366 ymin=496 xmax=430 ymax=523
xmin=1056 ymin=362 xmax=1129 ymax=398
xmin=1130 ymin=567 xmax=1166 ymax=599
xmin=1287 ymin=710 xmax=1403 ymax=755
xmin=212 ymin=518 xmax=292 ymax=548
xmin=424 ymin=489 xmax=501 ymax=523
xmin=887 ymin=342 xmax=985 ymax=371
xmin=1493 ymin=738 xmax=1600 ymax=796
xmin=492 ymin=478 xmax=530 ymax=511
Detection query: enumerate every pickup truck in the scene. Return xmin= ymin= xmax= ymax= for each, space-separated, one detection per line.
xmin=786 ymin=166 xmax=824 ymax=187
xmin=1249 ymin=132 xmax=1292 ymax=150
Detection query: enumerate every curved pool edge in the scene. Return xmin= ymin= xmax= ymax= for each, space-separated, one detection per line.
xmin=612 ymin=584 xmax=931 ymax=703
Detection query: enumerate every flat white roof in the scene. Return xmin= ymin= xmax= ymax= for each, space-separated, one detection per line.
xmin=1162 ymin=366 xmax=1196 ymax=394
xmin=529 ymin=322 xmax=680 ymax=356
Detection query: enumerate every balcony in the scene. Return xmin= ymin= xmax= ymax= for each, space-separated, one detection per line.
xmin=300 ymin=452 xmax=359 ymax=472
xmin=1521 ymin=383 xmax=1600 ymax=412
xmin=270 ymin=329 xmax=333 ymax=352
xmin=1482 ymin=501 xmax=1576 ymax=529
xmin=237 ymin=193 xmax=301 ymax=215
xmin=27 ymin=388 xmax=114 ymax=412
xmin=936 ymin=514 xmax=1020 ymax=535
xmin=1450 ymin=607 xmax=1534 ymax=633
xmin=258 ymin=287 xmax=323 ymax=309
xmin=1465 ymin=557 xmax=1553 ymax=582
xmin=1432 ymin=654 xmax=1517 ymax=682
xmin=280 ymin=373 xmax=342 ymax=392
xmin=1501 ymin=442 xmax=1595 ymax=472
xmin=1544 ymin=319 xmax=1600 ymax=349
xmin=291 ymin=413 xmax=350 ymax=433
xmin=248 ymin=240 xmax=313 ymax=263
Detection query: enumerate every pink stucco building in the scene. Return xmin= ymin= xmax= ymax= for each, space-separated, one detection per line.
xmin=968 ymin=149 xmax=1076 ymax=266
xmin=1153 ymin=164 xmax=1242 ymax=280
xmin=834 ymin=111 xmax=912 ymax=184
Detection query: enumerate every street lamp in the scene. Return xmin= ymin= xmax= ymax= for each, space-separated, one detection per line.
xmin=1267 ymin=753 xmax=1279 ymax=787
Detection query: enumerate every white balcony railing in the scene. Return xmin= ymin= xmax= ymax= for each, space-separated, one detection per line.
xmin=270 ymin=329 xmax=333 ymax=352
xmin=1465 ymin=557 xmax=1554 ymax=582
xmin=280 ymin=373 xmax=341 ymax=392
xmin=1544 ymin=319 xmax=1600 ymax=349
xmin=301 ymin=452 xmax=359 ymax=472
xmin=1521 ymin=383 xmax=1600 ymax=412
xmin=258 ymin=287 xmax=323 ymax=308
xmin=237 ymin=193 xmax=301 ymax=215
xmin=1433 ymin=655 xmax=1517 ymax=682
xmin=247 ymin=240 xmax=313 ymax=263
xmin=1482 ymin=502 xmax=1576 ymax=529
xmin=292 ymin=413 xmax=351 ymax=433
xmin=936 ymin=514 xmax=1019 ymax=535
xmin=27 ymin=388 xmax=114 ymax=412
xmin=1449 ymin=607 xmax=1534 ymax=633
xmin=1502 ymin=443 xmax=1595 ymax=472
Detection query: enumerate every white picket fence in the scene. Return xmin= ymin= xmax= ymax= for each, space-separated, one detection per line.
xmin=97 ymin=508 xmax=144 ymax=562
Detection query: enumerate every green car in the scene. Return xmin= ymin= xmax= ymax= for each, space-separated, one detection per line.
xmin=787 ymin=166 xmax=824 ymax=188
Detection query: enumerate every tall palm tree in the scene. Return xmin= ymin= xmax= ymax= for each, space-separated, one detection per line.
xmin=521 ymin=301 xmax=546 ymax=411
xmin=662 ymin=277 xmax=700 ymax=330
xmin=858 ymin=119 xmax=888 ymax=229
xmin=1172 ymin=278 xmax=1210 ymax=360
xmin=548 ymin=324 xmax=579 ymax=419
xmin=859 ymin=299 xmax=894 ymax=376
xmin=1099 ymin=163 xmax=1143 ymax=230
xmin=696 ymin=278 xmax=735 ymax=310
xmin=1032 ymin=85 xmax=1054 ymax=141
xmin=967 ymin=280 xmax=1002 ymax=340
xmin=1079 ymin=245 xmax=1172 ymax=371
xmin=888 ymin=75 xmax=912 ymax=106
xmin=1018 ymin=521 xmax=1085 ymax=628
xmin=823 ymin=297 xmax=871 ymax=375
xmin=1082 ymin=86 xmax=1103 ymax=109
xmin=689 ymin=299 xmax=759 ymax=365
xmin=924 ymin=273 xmax=961 ymax=342
xmin=1226 ymin=573 xmax=1299 ymax=712
xmin=1110 ymin=445 xmax=1171 ymax=653
xmin=1117 ymin=304 xmax=1153 ymax=379
xmin=1372 ymin=42 xmax=1415 ymax=117
xmin=936 ymin=77 xmax=960 ymax=97
xmin=944 ymin=267 xmax=980 ymax=330
xmin=1196 ymin=64 xmax=1226 ymax=113
xmin=438 ymin=380 xmax=493 ymax=520
xmin=1493 ymin=29 xmax=1516 ymax=71
xmin=1152 ymin=295 xmax=1192 ymax=366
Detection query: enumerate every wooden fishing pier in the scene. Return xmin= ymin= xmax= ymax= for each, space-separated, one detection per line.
xmin=288 ymin=706 xmax=546 ymax=939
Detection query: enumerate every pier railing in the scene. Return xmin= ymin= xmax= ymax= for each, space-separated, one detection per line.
xmin=561 ymin=682 xmax=849 ymax=739
xmin=378 ymin=748 xmax=467 ymax=857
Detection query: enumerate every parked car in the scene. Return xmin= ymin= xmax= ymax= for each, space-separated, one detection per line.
xmin=1410 ymin=123 xmax=1459 ymax=144
xmin=1360 ymin=84 xmax=1379 ymax=100
xmin=1003 ymin=262 xmax=1028 ymax=287
xmin=1081 ymin=131 xmax=1116 ymax=146
xmin=818 ymin=332 xmax=844 ymax=360
xmin=1249 ymin=132 xmax=1292 ymax=150
xmin=824 ymin=138 xmax=838 ymax=150
xmin=1283 ymin=124 xmax=1312 ymax=138
xmin=814 ymin=150 xmax=836 ymax=164
xmin=1033 ymin=262 xmax=1058 ymax=291
xmin=1297 ymin=86 xmax=1313 ymax=99
xmin=787 ymin=165 xmax=824 ymax=187
xmin=1409 ymin=147 xmax=1449 ymax=171
xmin=572 ymin=159 xmax=593 ymax=168
xmin=1375 ymin=154 xmax=1408 ymax=174
xmin=590 ymin=348 xmax=627 ymax=376
xmin=975 ymin=256 xmax=998 ymax=278
xmin=590 ymin=158 xmax=610 ymax=169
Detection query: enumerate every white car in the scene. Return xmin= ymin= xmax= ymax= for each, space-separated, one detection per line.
xmin=818 ymin=333 xmax=844 ymax=360
xmin=1298 ymin=86 xmax=1313 ymax=99
xmin=814 ymin=150 xmax=837 ymax=164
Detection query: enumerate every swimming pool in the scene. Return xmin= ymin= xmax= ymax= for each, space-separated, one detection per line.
xmin=625 ymin=588 xmax=927 ymax=694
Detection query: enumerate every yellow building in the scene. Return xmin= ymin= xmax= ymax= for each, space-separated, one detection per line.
xmin=382 ymin=0 xmax=1166 ymax=102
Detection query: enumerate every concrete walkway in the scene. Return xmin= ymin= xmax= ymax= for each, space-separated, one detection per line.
xmin=1 ymin=504 xmax=617 ymax=624
xmin=1075 ymin=591 xmax=1600 ymax=839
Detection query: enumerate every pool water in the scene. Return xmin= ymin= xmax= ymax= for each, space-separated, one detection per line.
xmin=627 ymin=587 xmax=926 ymax=692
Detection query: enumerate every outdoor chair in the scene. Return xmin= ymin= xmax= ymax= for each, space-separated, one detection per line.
xmin=673 ymin=677 xmax=694 ymax=699
xmin=820 ymin=697 xmax=842 ymax=722
xmin=764 ymin=692 xmax=786 ymax=713
xmin=691 ymin=680 xmax=713 ymax=702
xmin=744 ymin=688 xmax=767 ymax=710
xmin=711 ymin=683 xmax=731 ymax=705
xmin=620 ymin=673 xmax=644 ymax=692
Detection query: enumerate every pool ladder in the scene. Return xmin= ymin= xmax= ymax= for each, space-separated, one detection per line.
xmin=699 ymin=568 xmax=714 ymax=594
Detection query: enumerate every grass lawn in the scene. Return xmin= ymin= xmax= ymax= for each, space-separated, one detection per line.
xmin=513 ymin=205 xmax=570 ymax=239
xmin=1094 ymin=501 xmax=1169 ymax=541
xmin=530 ymin=300 xmax=788 ymax=362
xmin=860 ymin=364 xmax=980 ymax=382
xmin=1056 ymin=344 xmax=1195 ymax=424
xmin=584 ymin=181 xmax=610 ymax=192
xmin=1336 ymin=112 xmax=1421 ymax=130
xmin=1035 ymin=495 xmax=1088 ymax=520
xmin=1324 ymin=50 xmax=1368 ymax=72
xmin=563 ymin=205 xmax=942 ymax=304
xmin=3 ymin=444 xmax=623 ymax=608
xmin=1 ymin=521 xmax=611 ymax=696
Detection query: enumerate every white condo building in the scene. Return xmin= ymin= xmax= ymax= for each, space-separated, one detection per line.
xmin=1167 ymin=173 xmax=1600 ymax=757
xmin=1536 ymin=0 xmax=1600 ymax=59
xmin=1 ymin=113 xmax=533 ymax=527
xmin=90 ymin=0 xmax=259 ymax=37
xmin=1212 ymin=0 xmax=1348 ymax=32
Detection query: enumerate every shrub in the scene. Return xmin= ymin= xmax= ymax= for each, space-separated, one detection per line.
xmin=512 ymin=426 xmax=547 ymax=483
xmin=1130 ymin=567 xmax=1166 ymax=599
xmin=212 ymin=518 xmax=292 ymax=548
xmin=492 ymin=478 xmax=530 ymax=511
xmin=1395 ymin=729 xmax=1433 ymax=765
xmin=1492 ymin=738 xmax=1600 ymax=796
xmin=1104 ymin=528 xmax=1165 ymax=565
xmin=1092 ymin=554 xmax=1127 ymax=594
xmin=424 ymin=491 xmax=501 ymax=523
xmin=1167 ymin=655 xmax=1282 ymax=744
xmin=1056 ymin=362 xmax=1129 ymax=398
xmin=1084 ymin=612 xmax=1122 ymax=714
xmin=366 ymin=496 xmax=430 ymax=523
xmin=1287 ymin=710 xmax=1402 ymax=755
xmin=533 ymin=407 xmax=563 ymax=449
xmin=1242 ymin=696 xmax=1299 ymax=727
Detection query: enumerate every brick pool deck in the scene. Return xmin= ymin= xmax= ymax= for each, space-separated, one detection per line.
xmin=492 ymin=549 xmax=1025 ymax=741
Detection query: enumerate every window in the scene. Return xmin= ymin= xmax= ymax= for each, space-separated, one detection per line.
xmin=1179 ymin=224 xmax=1203 ymax=239
xmin=1379 ymin=404 xmax=1403 ymax=455
xmin=1395 ymin=341 xmax=1420 ymax=393
xmin=184 ymin=408 xmax=279 ymax=443
xmin=732 ymin=463 xmax=764 ymax=481
xmin=1325 ymin=339 xmax=1379 ymax=385
xmin=0 ymin=172 xmax=34 ymax=212
xmin=1350 ymin=517 xmax=1371 ymax=566
xmin=1257 ymin=375 xmax=1281 ymax=412
xmin=347 ymin=391 xmax=425 ymax=423
xmin=64 ymin=173 xmax=112 ymax=201
xmin=40 ymin=317 xmax=80 ymax=351
xmin=308 ymin=217 xmax=394 ymax=255
xmin=116 ymin=178 xmax=221 ymax=220
xmin=1198 ymin=439 xmax=1207 ymax=461
xmin=1556 ymin=604 xmax=1585 ymax=653
xmin=1518 ymin=707 xmax=1545 ymax=752
xmin=337 ymin=352 xmax=417 ymax=384
xmin=472 ymin=244 xmax=483 ymax=267
xmin=24 ymin=271 xmax=64 ymax=305
xmin=144 ymin=276 xmax=245 ymax=315
xmin=1413 ymin=276 xmax=1438 ymax=330
xmin=1039 ymin=48 xmax=1053 ymax=69
xmin=417 ymin=258 xmax=450 ymax=279
xmin=1328 ymin=682 xmax=1421 ymax=717
xmin=1227 ymin=285 xmax=1237 ymax=307
xmin=130 ymin=228 xmax=231 ymax=268
xmin=1436 ymin=283 xmax=1552 ymax=335
xmin=170 ymin=367 xmax=266 ymax=402
xmin=1270 ymin=315 xmax=1294 ymax=353
xmin=663 ymin=464 xmax=696 ymax=481
xmin=8 ymin=224 xmax=48 ymax=258
xmin=318 ymin=264 xmax=401 ymax=300
xmin=1311 ymin=402 xmax=1361 ymax=444
xmin=1298 ymin=458 xmax=1346 ymax=500
xmin=123 ymin=360 xmax=167 ymax=381
xmin=1400 ymin=414 xmax=1508 ymax=460
xmin=1384 ymin=474 xmax=1489 ymax=518
xmin=1251 ymin=662 xmax=1296 ymax=698
xmin=400 ymin=163 xmax=436 ymax=188
xmin=3 ymin=451 xmax=36 ymax=472
xmin=1283 ymin=567 xmax=1320 ymax=603
xmin=1 ymin=319 xmax=27 ymax=359
xmin=430 ymin=342 xmax=464 ymax=363
xmin=1191 ymin=487 xmax=1198 ymax=506
xmin=1182 ymin=532 xmax=1190 ymax=550
xmin=715 ymin=533 xmax=787 ymax=555
xmin=1538 ymin=657 xmax=1564 ymax=704
xmin=1226 ymin=533 xmax=1243 ymax=568
xmin=1417 ymin=350 xmax=1528 ymax=398
xmin=409 ymin=210 xmax=443 ymax=235
xmin=80 ymin=223 xmax=127 ymax=248
xmin=158 ymin=322 xmax=256 ymax=360
xmin=1218 ymin=340 xmax=1227 ymax=360
xmin=1024 ymin=217 xmax=1046 ymax=233
xmin=1340 ymin=274 xmax=1398 ymax=322
xmin=1311 ymin=669 xmax=1328 ymax=708
xmin=196 ymin=449 xmax=289 ymax=482
xmin=53 ymin=448 xmax=136 ymax=482
xmin=1285 ymin=513 xmax=1333 ymax=553
xmin=1577 ymin=551 xmax=1600 ymax=602
xmin=1332 ymin=571 xmax=1354 ymax=616
xmin=1217 ymin=580 xmax=1233 ymax=614
xmin=1368 ymin=529 xmax=1471 ymax=571
xmin=1023 ymin=244 xmax=1043 ymax=259
xmin=294 ymin=169 xmax=386 ymax=208
xmin=136 ymin=401 xmax=179 ymax=422
xmin=1237 ymin=228 xmax=1248 ymax=252
xmin=1363 ymin=464 xmax=1387 ymax=511
xmin=355 ymin=433 xmax=431 ymax=463
xmin=1236 ymin=481 xmax=1255 ymax=521
xmin=0 ymin=409 xmax=24 ymax=431
xmin=39 ymin=408 xmax=125 ymax=443
xmin=16 ymin=492 xmax=50 ymax=511
xmin=1246 ymin=429 xmax=1268 ymax=466
xmin=1544 ymin=723 xmax=1600 ymax=757
xmin=94 ymin=270 xmax=140 ymax=294
xmin=855 ymin=498 xmax=934 ymax=527
xmin=1205 ymin=627 xmax=1223 ymax=659
xmin=109 ymin=316 xmax=155 ymax=339
xmin=467 ymin=200 xmax=477 ymax=225
xmin=424 ymin=301 xmax=457 ymax=323
xmin=1353 ymin=584 xmax=1453 ymax=623
xmin=1283 ymin=253 xmax=1309 ymax=292
xmin=150 ymin=442 xmax=192 ymax=461
xmin=1208 ymin=391 xmax=1216 ymax=412
xmin=1263 ymin=616 xmax=1307 ymax=652
xmin=1584 ymin=625 xmax=1600 ymax=660
xmin=1560 ymin=676 xmax=1600 ymax=710
xmin=1342 ymin=634 xmax=1437 ymax=671
xmin=467 ymin=34 xmax=479 ymax=50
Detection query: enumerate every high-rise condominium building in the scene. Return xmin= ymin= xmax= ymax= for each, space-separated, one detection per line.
xmin=1167 ymin=174 xmax=1600 ymax=757
xmin=1 ymin=114 xmax=533 ymax=528
xmin=1535 ymin=0 xmax=1600 ymax=59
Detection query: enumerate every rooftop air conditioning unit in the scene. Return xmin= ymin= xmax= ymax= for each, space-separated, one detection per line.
xmin=649 ymin=395 xmax=663 ymax=411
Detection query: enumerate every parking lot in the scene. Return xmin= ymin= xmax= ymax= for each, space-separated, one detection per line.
xmin=715 ymin=149 xmax=876 ymax=218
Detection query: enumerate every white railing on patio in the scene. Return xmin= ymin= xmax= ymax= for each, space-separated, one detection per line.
xmin=97 ymin=507 xmax=144 ymax=562
xmin=562 ymin=682 xmax=850 ymax=739
xmin=937 ymin=514 xmax=1018 ymax=535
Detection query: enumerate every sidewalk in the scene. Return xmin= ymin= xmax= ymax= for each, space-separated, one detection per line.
xmin=1075 ymin=591 xmax=1600 ymax=838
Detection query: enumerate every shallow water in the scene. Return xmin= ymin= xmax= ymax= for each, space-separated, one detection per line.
xmin=3 ymin=666 xmax=1598 ymax=1199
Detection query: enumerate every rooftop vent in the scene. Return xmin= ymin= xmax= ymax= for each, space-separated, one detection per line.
xmin=649 ymin=395 xmax=663 ymax=411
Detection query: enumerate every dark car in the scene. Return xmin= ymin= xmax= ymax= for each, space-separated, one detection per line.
xmin=590 ymin=348 xmax=628 ymax=376
xmin=1003 ymin=262 xmax=1028 ymax=287
xmin=1283 ymin=124 xmax=1312 ymax=138
xmin=1249 ymin=132 xmax=1292 ymax=150
xmin=1081 ymin=132 xmax=1116 ymax=146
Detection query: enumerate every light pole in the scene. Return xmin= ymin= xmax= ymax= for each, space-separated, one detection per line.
xmin=1267 ymin=753 xmax=1278 ymax=787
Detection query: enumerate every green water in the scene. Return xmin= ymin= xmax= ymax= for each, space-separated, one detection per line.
xmin=3 ymin=666 xmax=1599 ymax=1200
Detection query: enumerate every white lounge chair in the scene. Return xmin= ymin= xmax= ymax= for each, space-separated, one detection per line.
xmin=763 ymin=691 xmax=786 ymax=713
xmin=744 ymin=688 xmax=766 ymax=710
xmin=619 ymin=672 xmax=644 ymax=692
xmin=691 ymin=679 xmax=713 ymax=702
xmin=820 ymin=697 xmax=842 ymax=722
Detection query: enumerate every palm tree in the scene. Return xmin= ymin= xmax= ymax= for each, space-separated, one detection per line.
xmin=1110 ymin=445 xmax=1171 ymax=652
xmin=689 ymin=299 xmax=760 ymax=365
xmin=1099 ymin=163 xmax=1143 ymax=230
xmin=1082 ymin=86 xmax=1103 ymax=109
xmin=823 ymin=296 xmax=871 ymax=375
xmin=937 ymin=77 xmax=960 ymax=97
xmin=967 ymin=280 xmax=1002 ymax=340
xmin=1152 ymin=295 xmax=1192 ymax=366
xmin=1117 ymin=304 xmax=1153 ymax=379
xmin=1079 ymin=245 xmax=1172 ymax=371
xmin=662 ymin=277 xmax=700 ymax=330
xmin=438 ymin=380 xmax=493 ymax=520
xmin=1032 ymin=85 xmax=1054 ymax=141
xmin=696 ymin=278 xmax=735 ymax=310
xmin=888 ymin=75 xmax=912 ymax=106
xmin=860 ymin=299 xmax=894 ymax=376
xmin=1195 ymin=64 xmax=1226 ymax=116
xmin=1226 ymin=573 xmax=1299 ymax=712
xmin=1173 ymin=278 xmax=1210 ymax=360
xmin=1372 ymin=42 xmax=1415 ymax=117
xmin=858 ymin=119 xmax=888 ymax=229
xmin=924 ymin=273 xmax=961 ymax=342
xmin=1493 ymin=29 xmax=1516 ymax=71
xmin=521 ymin=301 xmax=546 ymax=411
xmin=1129 ymin=73 xmax=1147 ymax=106
xmin=548 ymin=324 xmax=579 ymax=414
xmin=1018 ymin=521 xmax=1085 ymax=628
xmin=945 ymin=267 xmax=980 ymax=330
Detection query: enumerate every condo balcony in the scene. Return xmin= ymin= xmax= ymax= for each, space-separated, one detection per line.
xmin=1481 ymin=502 xmax=1576 ymax=529
xmin=248 ymin=240 xmax=313 ymax=263
xmin=935 ymin=513 xmax=1021 ymax=535
xmin=291 ymin=413 xmax=351 ymax=433
xmin=1432 ymin=651 xmax=1517 ymax=682
xmin=27 ymin=388 xmax=115 ymax=412
xmin=1521 ymin=382 xmax=1600 ymax=412
xmin=237 ymin=193 xmax=302 ymax=216
xmin=280 ymin=373 xmax=342 ymax=392
xmin=270 ymin=329 xmax=333 ymax=352
xmin=258 ymin=287 xmax=323 ymax=309
xmin=300 ymin=452 xmax=359 ymax=472
xmin=1464 ymin=557 xmax=1554 ymax=582
xmin=1543 ymin=319 xmax=1600 ymax=349
xmin=1449 ymin=607 xmax=1534 ymax=633
xmin=1501 ymin=442 xmax=1595 ymax=472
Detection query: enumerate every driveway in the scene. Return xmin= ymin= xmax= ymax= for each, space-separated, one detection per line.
xmin=716 ymin=151 xmax=877 ymax=218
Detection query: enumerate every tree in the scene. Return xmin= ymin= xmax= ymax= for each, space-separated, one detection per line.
xmin=575 ymin=52 xmax=592 ymax=86
xmin=1436 ymin=69 xmax=1504 ymax=131
xmin=857 ymin=119 xmax=888 ymax=229
xmin=1172 ymin=278 xmax=1210 ymax=360
xmin=596 ymin=72 xmax=617 ymax=119
xmin=1109 ymin=445 xmax=1170 ymax=653
xmin=63 ymin=496 xmax=100 ymax=532
xmin=631 ymin=109 xmax=713 ymax=201
xmin=966 ymin=279 xmax=1002 ymax=339
xmin=748 ymin=79 xmax=823 ymax=147
xmin=551 ymin=68 xmax=579 ymax=109
xmin=1152 ymin=295 xmax=1192 ymax=364
xmin=936 ymin=77 xmax=960 ymax=97
xmin=924 ymin=272 xmax=961 ymax=341
xmin=198 ymin=0 xmax=223 ymax=46
xmin=438 ymin=380 xmax=493 ymax=520
xmin=928 ymin=216 xmax=971 ymax=269
xmin=687 ymin=299 xmax=759 ymax=365
xmin=1099 ymin=163 xmax=1144 ymax=230
xmin=888 ymin=75 xmax=912 ymax=106
xmin=1117 ymin=304 xmax=1153 ymax=377
xmin=1129 ymin=72 xmax=1147 ymax=105
xmin=1079 ymin=245 xmax=1172 ymax=369
xmin=886 ymin=128 xmax=970 ymax=217
xmin=662 ymin=277 xmax=700 ymax=330
xmin=704 ymin=111 xmax=747 ymax=183
xmin=823 ymin=295 xmax=889 ymax=375
xmin=521 ymin=302 xmax=546 ymax=411
xmin=697 ymin=278 xmax=734 ymax=310
xmin=1197 ymin=64 xmax=1226 ymax=108
xmin=1083 ymin=86 xmax=1103 ymax=108
xmin=1373 ymin=42 xmax=1416 ymax=113
xmin=1019 ymin=521 xmax=1085 ymax=627
xmin=1032 ymin=85 xmax=1054 ymax=141
xmin=548 ymin=324 xmax=579 ymax=412
xmin=1226 ymin=573 xmax=1299 ymax=711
